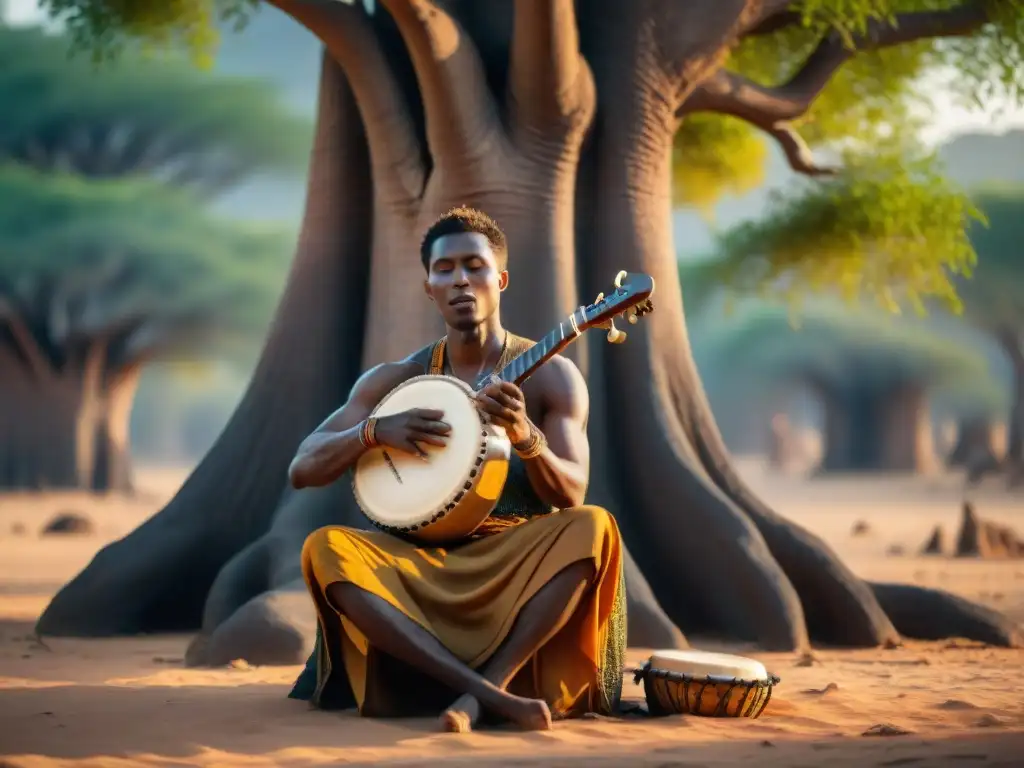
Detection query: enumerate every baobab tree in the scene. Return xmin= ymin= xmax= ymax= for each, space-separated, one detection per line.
xmin=706 ymin=304 xmax=1002 ymax=473
xmin=36 ymin=0 xmax=1024 ymax=662
xmin=0 ymin=165 xmax=292 ymax=492
xmin=956 ymin=186 xmax=1024 ymax=486
xmin=0 ymin=24 xmax=311 ymax=197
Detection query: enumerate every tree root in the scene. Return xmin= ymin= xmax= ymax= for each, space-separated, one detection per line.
xmin=869 ymin=582 xmax=1023 ymax=648
xmin=187 ymin=582 xmax=316 ymax=668
xmin=623 ymin=547 xmax=688 ymax=649
xmin=197 ymin=538 xmax=271 ymax=638
xmin=37 ymin=521 xmax=232 ymax=635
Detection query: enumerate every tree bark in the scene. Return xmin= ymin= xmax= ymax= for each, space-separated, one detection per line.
xmin=90 ymin=365 xmax=142 ymax=494
xmin=35 ymin=0 xmax=1022 ymax=658
xmin=947 ymin=417 xmax=1004 ymax=468
xmin=820 ymin=383 xmax=937 ymax=473
xmin=995 ymin=328 xmax=1024 ymax=487
xmin=0 ymin=337 xmax=141 ymax=492
xmin=0 ymin=342 xmax=81 ymax=489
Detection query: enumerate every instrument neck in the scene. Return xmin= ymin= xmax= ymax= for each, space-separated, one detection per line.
xmin=494 ymin=308 xmax=586 ymax=388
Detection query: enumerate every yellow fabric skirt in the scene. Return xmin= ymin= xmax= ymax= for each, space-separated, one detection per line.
xmin=300 ymin=506 xmax=625 ymax=719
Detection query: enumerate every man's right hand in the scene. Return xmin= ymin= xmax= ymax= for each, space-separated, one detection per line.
xmin=372 ymin=408 xmax=451 ymax=459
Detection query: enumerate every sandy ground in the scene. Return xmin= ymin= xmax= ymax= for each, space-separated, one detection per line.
xmin=1 ymin=461 xmax=1023 ymax=767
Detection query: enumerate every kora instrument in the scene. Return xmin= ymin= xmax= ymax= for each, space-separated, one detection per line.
xmin=352 ymin=270 xmax=655 ymax=544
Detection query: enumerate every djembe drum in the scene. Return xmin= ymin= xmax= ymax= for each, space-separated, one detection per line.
xmin=632 ymin=649 xmax=780 ymax=718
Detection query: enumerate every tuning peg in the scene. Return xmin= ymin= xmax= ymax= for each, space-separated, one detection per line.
xmin=605 ymin=317 xmax=627 ymax=344
xmin=594 ymin=292 xmax=605 ymax=303
xmin=613 ymin=270 xmax=627 ymax=289
xmin=627 ymin=309 xmax=638 ymax=325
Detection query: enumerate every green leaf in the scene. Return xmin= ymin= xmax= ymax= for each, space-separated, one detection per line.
xmin=712 ymin=142 xmax=983 ymax=315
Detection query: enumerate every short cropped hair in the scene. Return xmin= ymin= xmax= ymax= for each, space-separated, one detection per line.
xmin=419 ymin=206 xmax=508 ymax=271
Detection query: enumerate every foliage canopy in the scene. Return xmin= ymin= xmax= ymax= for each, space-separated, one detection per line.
xmin=703 ymin=303 xmax=1004 ymax=414
xmin=0 ymin=164 xmax=293 ymax=366
xmin=31 ymin=0 xmax=1024 ymax=316
xmin=0 ymin=24 xmax=311 ymax=196
xmin=955 ymin=184 xmax=1024 ymax=331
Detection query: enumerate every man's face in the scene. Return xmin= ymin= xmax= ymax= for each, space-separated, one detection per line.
xmin=424 ymin=232 xmax=507 ymax=331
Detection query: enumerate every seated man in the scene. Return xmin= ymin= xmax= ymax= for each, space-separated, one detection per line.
xmin=286 ymin=206 xmax=626 ymax=732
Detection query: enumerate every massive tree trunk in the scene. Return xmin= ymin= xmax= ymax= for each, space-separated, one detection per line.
xmin=995 ymin=327 xmax=1024 ymax=487
xmin=36 ymin=0 xmax=1022 ymax=658
xmin=0 ymin=333 xmax=139 ymax=493
xmin=819 ymin=383 xmax=937 ymax=474
xmin=947 ymin=417 xmax=1004 ymax=473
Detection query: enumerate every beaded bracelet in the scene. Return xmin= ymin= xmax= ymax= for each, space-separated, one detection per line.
xmin=358 ymin=417 xmax=379 ymax=449
xmin=513 ymin=427 xmax=546 ymax=460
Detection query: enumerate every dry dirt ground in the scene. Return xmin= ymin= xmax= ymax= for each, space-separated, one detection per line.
xmin=1 ymin=461 xmax=1023 ymax=767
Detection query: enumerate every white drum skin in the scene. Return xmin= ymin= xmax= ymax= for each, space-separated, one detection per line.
xmin=648 ymin=649 xmax=770 ymax=682
xmin=353 ymin=375 xmax=512 ymax=543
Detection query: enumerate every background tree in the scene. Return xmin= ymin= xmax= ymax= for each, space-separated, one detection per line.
xmin=0 ymin=165 xmax=293 ymax=492
xmin=0 ymin=24 xmax=312 ymax=197
xmin=955 ymin=186 xmax=1024 ymax=485
xmin=35 ymin=0 xmax=1024 ymax=662
xmin=704 ymin=304 xmax=1005 ymax=473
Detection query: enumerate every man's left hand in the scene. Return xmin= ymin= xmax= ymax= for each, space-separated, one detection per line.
xmin=475 ymin=378 xmax=532 ymax=445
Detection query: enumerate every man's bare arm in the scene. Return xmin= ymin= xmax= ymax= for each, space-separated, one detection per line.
xmin=520 ymin=357 xmax=591 ymax=509
xmin=288 ymin=362 xmax=415 ymax=489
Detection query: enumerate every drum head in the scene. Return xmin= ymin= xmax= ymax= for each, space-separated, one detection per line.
xmin=648 ymin=649 xmax=769 ymax=682
xmin=354 ymin=376 xmax=482 ymax=526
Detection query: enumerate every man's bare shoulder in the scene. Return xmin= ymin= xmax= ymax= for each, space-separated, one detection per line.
xmin=530 ymin=354 xmax=589 ymax=414
xmin=350 ymin=359 xmax=425 ymax=405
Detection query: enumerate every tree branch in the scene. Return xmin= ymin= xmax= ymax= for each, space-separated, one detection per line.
xmin=508 ymin=0 xmax=594 ymax=135
xmin=266 ymin=0 xmax=425 ymax=200
xmin=681 ymin=69 xmax=839 ymax=176
xmin=378 ymin=0 xmax=502 ymax=166
xmin=741 ymin=9 xmax=802 ymax=38
xmin=0 ymin=297 xmax=53 ymax=380
xmin=682 ymin=2 xmax=991 ymax=176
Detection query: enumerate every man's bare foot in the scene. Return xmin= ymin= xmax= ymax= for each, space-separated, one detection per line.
xmin=440 ymin=693 xmax=481 ymax=733
xmin=442 ymin=690 xmax=552 ymax=732
xmin=491 ymin=691 xmax=553 ymax=731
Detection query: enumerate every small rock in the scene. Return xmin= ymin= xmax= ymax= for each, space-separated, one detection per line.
xmin=887 ymin=544 xmax=906 ymax=556
xmin=152 ymin=656 xmax=184 ymax=665
xmin=760 ymin=740 xmax=775 ymax=748
xmin=937 ymin=699 xmax=977 ymax=710
xmin=10 ymin=522 xmax=26 ymax=536
xmin=920 ymin=525 xmax=947 ymax=555
xmin=863 ymin=723 xmax=913 ymax=737
xmin=794 ymin=651 xmax=818 ymax=667
xmin=973 ymin=713 xmax=1003 ymax=728
xmin=851 ymin=520 xmax=872 ymax=537
xmin=228 ymin=658 xmax=253 ymax=671
xmin=40 ymin=512 xmax=94 ymax=536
